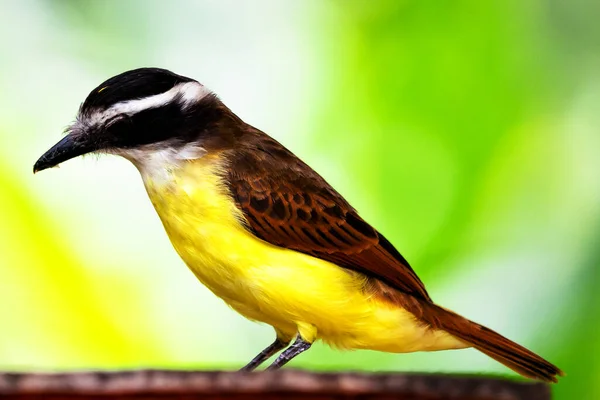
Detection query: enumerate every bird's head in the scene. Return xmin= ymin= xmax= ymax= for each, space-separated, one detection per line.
xmin=33 ymin=68 xmax=222 ymax=173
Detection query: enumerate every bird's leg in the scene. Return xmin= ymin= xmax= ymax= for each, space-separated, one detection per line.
xmin=265 ymin=335 xmax=312 ymax=370
xmin=240 ymin=333 xmax=291 ymax=371
xmin=265 ymin=323 xmax=316 ymax=370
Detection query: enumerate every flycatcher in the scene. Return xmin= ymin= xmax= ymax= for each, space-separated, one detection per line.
xmin=34 ymin=68 xmax=563 ymax=382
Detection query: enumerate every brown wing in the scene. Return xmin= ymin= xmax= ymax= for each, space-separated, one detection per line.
xmin=226 ymin=132 xmax=431 ymax=301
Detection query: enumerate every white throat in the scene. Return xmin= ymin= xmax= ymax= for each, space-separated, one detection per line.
xmin=112 ymin=141 xmax=207 ymax=182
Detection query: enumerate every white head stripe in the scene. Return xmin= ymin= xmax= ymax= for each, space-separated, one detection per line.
xmin=85 ymin=81 xmax=210 ymax=126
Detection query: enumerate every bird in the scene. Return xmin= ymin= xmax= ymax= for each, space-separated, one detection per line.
xmin=34 ymin=67 xmax=563 ymax=382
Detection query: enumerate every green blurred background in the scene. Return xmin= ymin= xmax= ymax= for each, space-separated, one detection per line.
xmin=1 ymin=0 xmax=598 ymax=398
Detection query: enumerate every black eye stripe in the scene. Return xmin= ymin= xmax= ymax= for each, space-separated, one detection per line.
xmin=77 ymin=69 xmax=221 ymax=150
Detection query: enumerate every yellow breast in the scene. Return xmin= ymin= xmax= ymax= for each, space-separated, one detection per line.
xmin=139 ymin=154 xmax=465 ymax=353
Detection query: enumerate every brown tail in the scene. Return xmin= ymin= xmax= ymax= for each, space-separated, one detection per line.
xmin=421 ymin=302 xmax=564 ymax=383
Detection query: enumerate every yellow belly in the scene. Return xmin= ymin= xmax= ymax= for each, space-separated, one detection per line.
xmin=141 ymin=156 xmax=465 ymax=353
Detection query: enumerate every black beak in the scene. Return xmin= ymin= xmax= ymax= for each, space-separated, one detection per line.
xmin=33 ymin=133 xmax=98 ymax=173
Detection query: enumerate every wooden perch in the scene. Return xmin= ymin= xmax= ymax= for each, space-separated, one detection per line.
xmin=0 ymin=369 xmax=550 ymax=400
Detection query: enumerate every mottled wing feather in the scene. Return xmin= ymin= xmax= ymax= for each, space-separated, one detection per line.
xmin=227 ymin=134 xmax=431 ymax=301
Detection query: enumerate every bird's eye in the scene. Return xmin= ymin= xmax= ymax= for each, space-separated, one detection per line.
xmin=106 ymin=115 xmax=125 ymax=127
